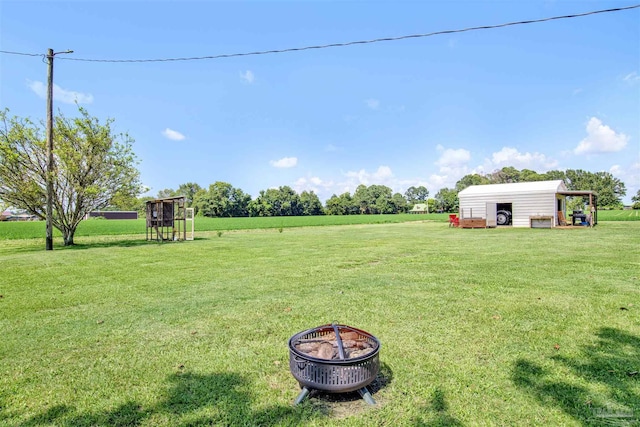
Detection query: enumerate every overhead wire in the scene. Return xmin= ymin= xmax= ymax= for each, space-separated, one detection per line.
xmin=0 ymin=50 xmax=43 ymax=57
xmin=1 ymin=4 xmax=638 ymax=63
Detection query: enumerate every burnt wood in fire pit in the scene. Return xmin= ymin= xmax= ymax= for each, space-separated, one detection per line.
xmin=288 ymin=324 xmax=380 ymax=405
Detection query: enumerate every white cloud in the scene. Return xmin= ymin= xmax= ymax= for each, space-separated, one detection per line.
xmin=485 ymin=147 xmax=558 ymax=170
xmin=422 ymin=145 xmax=474 ymax=190
xmin=28 ymin=80 xmax=93 ymax=104
xmin=428 ymin=173 xmax=450 ymax=188
xmin=435 ymin=145 xmax=471 ymax=171
xmin=162 ymin=128 xmax=186 ymax=141
xmin=574 ymin=117 xmax=628 ymax=155
xmin=292 ymin=164 xmax=450 ymax=203
xmin=365 ymin=98 xmax=380 ymax=110
xmin=270 ymin=157 xmax=298 ymax=168
xmin=623 ymin=71 xmax=640 ymax=83
xmin=294 ymin=166 xmax=399 ymax=200
xmin=293 ymin=176 xmax=335 ymax=196
xmin=240 ymin=70 xmax=255 ymax=84
xmin=345 ymin=165 xmax=394 ymax=185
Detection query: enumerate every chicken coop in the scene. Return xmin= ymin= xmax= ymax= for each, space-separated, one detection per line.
xmin=145 ymin=196 xmax=194 ymax=241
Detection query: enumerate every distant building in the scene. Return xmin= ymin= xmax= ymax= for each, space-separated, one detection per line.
xmin=86 ymin=211 xmax=138 ymax=220
xmin=0 ymin=210 xmax=38 ymax=221
xmin=409 ymin=203 xmax=428 ymax=214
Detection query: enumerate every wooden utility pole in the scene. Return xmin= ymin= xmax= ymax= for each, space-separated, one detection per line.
xmin=45 ymin=48 xmax=54 ymax=251
xmin=45 ymin=48 xmax=73 ymax=251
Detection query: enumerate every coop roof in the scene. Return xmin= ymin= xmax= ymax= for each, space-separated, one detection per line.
xmin=458 ymin=180 xmax=567 ymax=197
xmin=146 ymin=195 xmax=186 ymax=203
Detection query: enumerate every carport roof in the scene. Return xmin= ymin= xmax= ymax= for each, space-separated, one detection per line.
xmin=458 ymin=180 xmax=566 ymax=196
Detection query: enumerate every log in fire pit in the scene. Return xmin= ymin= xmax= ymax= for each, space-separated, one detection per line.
xmin=288 ymin=323 xmax=381 ymax=405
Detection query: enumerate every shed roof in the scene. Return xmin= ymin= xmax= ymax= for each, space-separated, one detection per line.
xmin=410 ymin=204 xmax=428 ymax=211
xmin=458 ymin=180 xmax=566 ymax=197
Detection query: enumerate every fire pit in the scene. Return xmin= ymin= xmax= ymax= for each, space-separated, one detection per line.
xmin=288 ymin=323 xmax=381 ymax=405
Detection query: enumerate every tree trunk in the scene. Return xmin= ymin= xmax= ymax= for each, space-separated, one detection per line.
xmin=62 ymin=228 xmax=76 ymax=246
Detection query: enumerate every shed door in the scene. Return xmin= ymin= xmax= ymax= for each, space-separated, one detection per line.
xmin=486 ymin=203 xmax=497 ymax=227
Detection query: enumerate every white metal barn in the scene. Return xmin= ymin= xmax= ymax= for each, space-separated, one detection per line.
xmin=458 ymin=180 xmax=569 ymax=228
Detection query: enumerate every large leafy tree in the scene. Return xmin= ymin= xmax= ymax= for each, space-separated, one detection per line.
xmin=435 ymin=187 xmax=459 ymax=213
xmin=632 ymin=190 xmax=640 ymax=210
xmin=488 ymin=166 xmax=521 ymax=183
xmin=392 ymin=192 xmax=408 ymax=213
xmin=0 ymin=108 xmax=143 ymax=246
xmin=156 ymin=188 xmax=177 ymax=199
xmin=404 ymin=185 xmax=429 ymax=204
xmin=455 ymin=174 xmax=490 ymax=191
xmin=368 ymin=185 xmax=395 ymax=214
xmin=564 ymin=169 xmax=626 ymax=208
xmin=325 ymin=192 xmax=358 ymax=215
xmin=352 ymin=184 xmax=371 ymax=214
xmin=194 ymin=181 xmax=250 ymax=217
xmin=519 ymin=168 xmax=543 ymax=182
xmin=176 ymin=182 xmax=202 ymax=206
xmin=248 ymin=186 xmax=301 ymax=217
xmin=352 ymin=184 xmax=397 ymax=214
xmin=542 ymin=170 xmax=567 ymax=182
xmin=299 ymin=190 xmax=324 ymax=216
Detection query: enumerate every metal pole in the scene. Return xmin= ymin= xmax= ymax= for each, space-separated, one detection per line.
xmin=45 ymin=48 xmax=54 ymax=251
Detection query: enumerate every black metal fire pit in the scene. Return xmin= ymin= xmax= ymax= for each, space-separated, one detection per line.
xmin=288 ymin=324 xmax=381 ymax=405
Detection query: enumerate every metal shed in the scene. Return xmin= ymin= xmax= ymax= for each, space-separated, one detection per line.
xmin=458 ymin=180 xmax=595 ymax=228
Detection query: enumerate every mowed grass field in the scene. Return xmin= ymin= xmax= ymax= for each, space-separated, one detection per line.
xmin=0 ymin=214 xmax=447 ymax=240
xmin=0 ymin=219 xmax=638 ymax=426
xmin=0 ymin=210 xmax=637 ymax=241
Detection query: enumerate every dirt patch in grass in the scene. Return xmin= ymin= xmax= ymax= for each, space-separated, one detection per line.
xmin=301 ymin=364 xmax=393 ymax=419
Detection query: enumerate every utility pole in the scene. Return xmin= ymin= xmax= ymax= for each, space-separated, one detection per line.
xmin=45 ymin=48 xmax=73 ymax=250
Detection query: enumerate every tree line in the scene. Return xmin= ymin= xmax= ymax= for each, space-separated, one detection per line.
xmin=139 ymin=183 xmax=432 ymax=217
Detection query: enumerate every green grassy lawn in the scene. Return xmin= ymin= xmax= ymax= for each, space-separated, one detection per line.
xmin=599 ymin=209 xmax=640 ymax=221
xmin=1 ymin=222 xmax=638 ymax=426
xmin=0 ymin=210 xmax=635 ymax=241
xmin=0 ymin=214 xmax=447 ymax=240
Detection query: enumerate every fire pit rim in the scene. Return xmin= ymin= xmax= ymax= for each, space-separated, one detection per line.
xmin=288 ymin=323 xmax=381 ymax=365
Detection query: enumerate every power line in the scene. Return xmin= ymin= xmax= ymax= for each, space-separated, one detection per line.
xmin=2 ymin=4 xmax=639 ymax=63
xmin=0 ymin=50 xmax=42 ymax=57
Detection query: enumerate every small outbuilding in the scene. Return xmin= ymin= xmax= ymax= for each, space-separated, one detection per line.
xmin=409 ymin=203 xmax=428 ymax=214
xmin=457 ymin=180 xmax=597 ymax=228
xmin=145 ymin=196 xmax=194 ymax=241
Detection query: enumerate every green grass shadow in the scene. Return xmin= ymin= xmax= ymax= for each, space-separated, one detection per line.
xmin=18 ymin=371 xmax=321 ymax=426
xmin=512 ymin=327 xmax=640 ymax=425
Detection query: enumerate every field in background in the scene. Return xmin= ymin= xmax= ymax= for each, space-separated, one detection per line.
xmin=599 ymin=209 xmax=640 ymax=220
xmin=1 ymin=221 xmax=638 ymax=426
xmin=0 ymin=210 xmax=638 ymax=241
xmin=0 ymin=214 xmax=444 ymax=240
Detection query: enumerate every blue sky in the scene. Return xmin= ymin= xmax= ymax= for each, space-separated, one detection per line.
xmin=1 ymin=1 xmax=638 ymax=203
